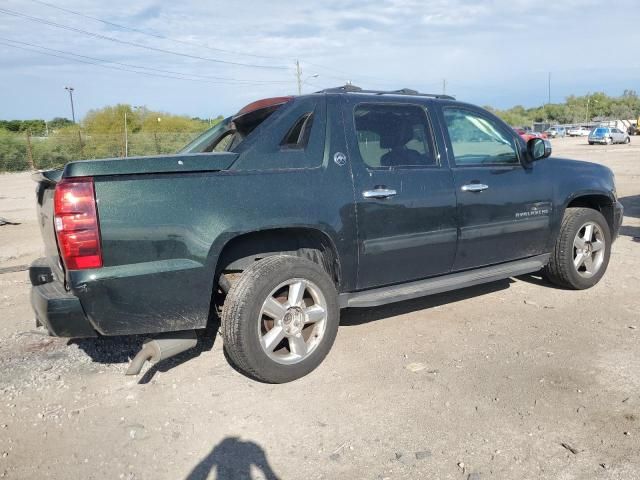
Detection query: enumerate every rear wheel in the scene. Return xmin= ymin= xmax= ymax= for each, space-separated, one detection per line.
xmin=588 ymin=141 xmax=594 ymax=145
xmin=606 ymin=137 xmax=613 ymax=145
xmin=221 ymin=255 xmax=339 ymax=383
xmin=544 ymin=208 xmax=611 ymax=289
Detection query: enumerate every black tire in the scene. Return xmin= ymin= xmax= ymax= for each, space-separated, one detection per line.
xmin=544 ymin=207 xmax=611 ymax=290
xmin=221 ymin=255 xmax=339 ymax=383
xmin=588 ymin=141 xmax=594 ymax=145
xmin=625 ymin=137 xmax=631 ymax=144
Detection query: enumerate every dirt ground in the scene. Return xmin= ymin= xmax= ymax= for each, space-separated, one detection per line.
xmin=0 ymin=136 xmax=639 ymax=480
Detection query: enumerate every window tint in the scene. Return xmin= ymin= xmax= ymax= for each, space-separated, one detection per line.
xmin=444 ymin=108 xmax=519 ymax=166
xmin=354 ymin=104 xmax=436 ymax=168
xmin=281 ymin=112 xmax=314 ymax=148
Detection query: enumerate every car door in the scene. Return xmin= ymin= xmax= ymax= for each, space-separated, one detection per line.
xmin=342 ymin=99 xmax=458 ymax=290
xmin=438 ymin=105 xmax=553 ymax=271
xmin=612 ymin=128 xmax=624 ymax=143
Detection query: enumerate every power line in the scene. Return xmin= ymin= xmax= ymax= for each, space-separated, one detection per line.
xmin=24 ymin=0 xmax=434 ymax=88
xmin=26 ymin=0 xmax=293 ymax=62
xmin=0 ymin=36 xmax=289 ymax=85
xmin=0 ymin=7 xmax=289 ymax=70
xmin=302 ymin=60 xmax=398 ymax=86
xmin=0 ymin=40 xmax=287 ymax=86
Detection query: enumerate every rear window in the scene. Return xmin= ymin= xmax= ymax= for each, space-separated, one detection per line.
xmin=594 ymin=128 xmax=607 ymax=135
xmin=180 ymin=101 xmax=289 ymax=154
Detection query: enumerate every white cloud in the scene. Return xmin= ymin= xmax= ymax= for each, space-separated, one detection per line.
xmin=0 ymin=0 xmax=638 ymax=119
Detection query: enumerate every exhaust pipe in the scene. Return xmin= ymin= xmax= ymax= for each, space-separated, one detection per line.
xmin=125 ymin=330 xmax=198 ymax=375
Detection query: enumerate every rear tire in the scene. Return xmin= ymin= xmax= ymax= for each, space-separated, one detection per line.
xmin=221 ymin=255 xmax=339 ymax=383
xmin=588 ymin=141 xmax=594 ymax=145
xmin=606 ymin=137 xmax=613 ymax=145
xmin=544 ymin=208 xmax=611 ymax=289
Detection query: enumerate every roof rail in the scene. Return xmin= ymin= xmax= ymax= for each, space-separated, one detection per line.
xmin=319 ymin=84 xmax=455 ymax=100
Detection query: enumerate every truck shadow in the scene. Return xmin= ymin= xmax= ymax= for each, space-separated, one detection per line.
xmin=340 ymin=279 xmax=513 ymax=326
xmin=185 ymin=436 xmax=280 ymax=480
xmin=618 ymin=195 xmax=640 ymax=240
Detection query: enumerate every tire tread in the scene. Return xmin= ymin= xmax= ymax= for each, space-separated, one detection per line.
xmin=544 ymin=207 xmax=610 ymax=289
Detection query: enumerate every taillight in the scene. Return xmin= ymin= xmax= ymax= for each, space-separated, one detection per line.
xmin=53 ymin=177 xmax=103 ymax=270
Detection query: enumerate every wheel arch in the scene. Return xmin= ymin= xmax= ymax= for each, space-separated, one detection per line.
xmin=215 ymin=227 xmax=342 ymax=287
xmin=565 ymin=193 xmax=616 ymax=234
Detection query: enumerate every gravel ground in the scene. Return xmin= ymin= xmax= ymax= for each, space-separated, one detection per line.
xmin=0 ymin=136 xmax=639 ymax=479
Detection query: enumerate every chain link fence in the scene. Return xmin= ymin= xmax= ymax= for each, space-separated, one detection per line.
xmin=0 ymin=131 xmax=203 ymax=172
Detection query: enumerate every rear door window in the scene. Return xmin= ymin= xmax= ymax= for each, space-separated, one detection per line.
xmin=353 ymin=103 xmax=437 ymax=169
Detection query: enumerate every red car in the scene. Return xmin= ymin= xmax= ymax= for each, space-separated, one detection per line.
xmin=514 ymin=128 xmax=548 ymax=142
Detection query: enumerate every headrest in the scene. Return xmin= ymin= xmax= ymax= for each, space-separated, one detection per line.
xmin=379 ymin=119 xmax=414 ymax=149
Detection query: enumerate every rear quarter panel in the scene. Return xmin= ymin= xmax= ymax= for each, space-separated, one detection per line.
xmin=70 ymin=100 xmax=356 ymax=335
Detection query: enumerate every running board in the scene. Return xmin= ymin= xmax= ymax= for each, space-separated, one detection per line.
xmin=339 ymin=254 xmax=550 ymax=308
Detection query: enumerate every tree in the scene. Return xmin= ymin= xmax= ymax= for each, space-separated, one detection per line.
xmin=48 ymin=117 xmax=74 ymax=130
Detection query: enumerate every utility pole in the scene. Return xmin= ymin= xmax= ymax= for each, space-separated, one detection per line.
xmin=65 ymin=86 xmax=76 ymax=123
xmin=548 ymin=72 xmax=551 ymax=105
xmin=25 ymin=130 xmax=35 ymax=170
xmin=442 ymin=79 xmax=447 ymax=96
xmin=296 ymin=60 xmax=302 ymax=95
xmin=124 ymin=110 xmax=128 ymax=158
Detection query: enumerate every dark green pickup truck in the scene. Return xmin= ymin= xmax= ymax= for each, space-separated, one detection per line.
xmin=31 ymin=86 xmax=623 ymax=383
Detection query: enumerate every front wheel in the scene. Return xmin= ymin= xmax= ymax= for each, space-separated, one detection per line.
xmin=625 ymin=136 xmax=631 ymax=144
xmin=544 ymin=207 xmax=611 ymax=289
xmin=221 ymin=255 xmax=339 ymax=383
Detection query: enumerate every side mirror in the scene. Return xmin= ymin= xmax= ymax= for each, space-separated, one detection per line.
xmin=527 ymin=138 xmax=552 ymax=161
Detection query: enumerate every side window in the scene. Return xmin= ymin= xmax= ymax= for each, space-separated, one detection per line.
xmin=281 ymin=112 xmax=314 ymax=149
xmin=354 ymin=103 xmax=437 ymax=168
xmin=443 ymin=108 xmax=519 ymax=166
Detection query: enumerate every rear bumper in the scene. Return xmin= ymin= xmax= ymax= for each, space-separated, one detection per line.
xmin=29 ymin=258 xmax=97 ymax=338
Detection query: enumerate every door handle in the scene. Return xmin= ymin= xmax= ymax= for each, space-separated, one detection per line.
xmin=362 ymin=188 xmax=397 ymax=199
xmin=461 ymin=183 xmax=489 ymax=193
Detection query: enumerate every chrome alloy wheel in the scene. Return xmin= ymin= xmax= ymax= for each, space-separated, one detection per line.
xmin=258 ymin=278 xmax=328 ymax=365
xmin=573 ymin=222 xmax=605 ymax=278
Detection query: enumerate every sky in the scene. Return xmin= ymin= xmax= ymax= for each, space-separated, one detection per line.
xmin=1 ymin=0 xmax=639 ymax=120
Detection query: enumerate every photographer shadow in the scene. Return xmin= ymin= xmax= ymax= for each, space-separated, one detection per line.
xmin=185 ymin=437 xmax=279 ymax=480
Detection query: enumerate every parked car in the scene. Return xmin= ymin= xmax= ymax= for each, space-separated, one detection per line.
xmin=31 ymin=86 xmax=623 ymax=383
xmin=545 ymin=126 xmax=566 ymax=138
xmin=514 ymin=128 xmax=537 ymax=142
xmin=515 ymin=129 xmax=548 ymax=141
xmin=568 ymin=126 xmax=591 ymax=137
xmin=588 ymin=127 xmax=631 ymax=145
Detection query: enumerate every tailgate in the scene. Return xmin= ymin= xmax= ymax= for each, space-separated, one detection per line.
xmin=32 ymin=169 xmax=65 ymax=281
